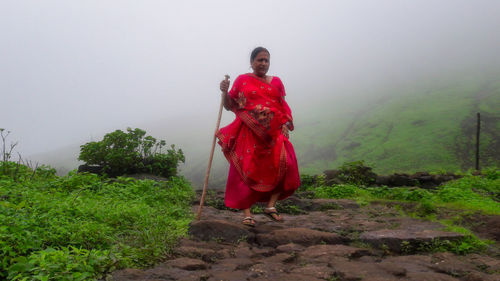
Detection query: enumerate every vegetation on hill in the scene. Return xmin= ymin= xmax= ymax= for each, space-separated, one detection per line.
xmin=298 ymin=164 xmax=500 ymax=254
xmin=79 ymin=128 xmax=184 ymax=178
xmin=0 ymin=128 xmax=193 ymax=280
xmin=293 ymin=73 xmax=500 ymax=176
xmin=0 ymin=162 xmax=194 ymax=280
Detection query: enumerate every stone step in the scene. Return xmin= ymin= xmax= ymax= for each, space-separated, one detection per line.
xmin=360 ymin=229 xmax=465 ymax=253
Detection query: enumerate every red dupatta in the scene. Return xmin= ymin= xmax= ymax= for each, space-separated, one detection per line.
xmin=216 ymin=74 xmax=294 ymax=192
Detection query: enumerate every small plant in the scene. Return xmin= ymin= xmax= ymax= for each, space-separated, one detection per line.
xmin=400 ymin=240 xmax=412 ymax=254
xmin=314 ymin=184 xmax=358 ymax=199
xmin=299 ymin=174 xmax=325 ymax=190
xmin=275 ymin=201 xmax=307 ymax=215
xmin=416 ymin=200 xmax=437 ymax=217
xmin=250 ymin=205 xmax=264 ymax=214
xmin=318 ymin=202 xmax=342 ymax=211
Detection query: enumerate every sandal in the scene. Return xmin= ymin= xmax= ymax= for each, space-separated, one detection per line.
xmin=242 ymin=217 xmax=256 ymax=227
xmin=264 ymin=207 xmax=283 ymax=222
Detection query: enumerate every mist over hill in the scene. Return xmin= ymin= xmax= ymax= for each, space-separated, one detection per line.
xmin=28 ymin=68 xmax=500 ymax=188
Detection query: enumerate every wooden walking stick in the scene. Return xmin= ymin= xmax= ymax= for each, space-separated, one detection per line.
xmin=196 ymin=74 xmax=230 ymax=220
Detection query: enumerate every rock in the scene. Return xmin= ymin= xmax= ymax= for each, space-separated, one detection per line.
xmin=377 ymin=261 xmax=407 ymax=277
xmin=174 ymin=246 xmax=219 ymax=262
xmin=467 ymin=254 xmax=500 ymax=273
xmin=188 ymin=219 xmax=254 ymax=243
xmin=250 ymin=247 xmax=275 ymax=258
xmin=233 ymin=246 xmax=253 ymax=258
xmin=248 ymin=262 xmax=287 ymax=279
xmin=290 ymin=265 xmax=335 ymax=279
xmin=463 ymin=272 xmax=500 ymax=281
xmin=376 ymin=175 xmax=390 ymax=185
xmin=277 ymin=197 xmax=358 ymax=212
xmin=388 ymin=173 xmax=417 ymax=186
xmin=144 ymin=267 xmax=208 ymax=280
xmin=406 ymin=272 xmax=460 ymax=281
xmin=165 ymin=257 xmax=208 ymax=270
xmin=328 ymin=259 xmax=399 ymax=281
xmin=77 ymin=164 xmax=103 ymax=175
xmin=276 ymin=243 xmax=305 ymax=253
xmin=462 ymin=214 xmax=500 ymax=242
xmin=111 ymin=268 xmax=149 ymax=281
xmin=382 ymin=255 xmax=433 ymax=273
xmin=360 ymin=229 xmax=464 ymax=253
xmin=300 ymin=244 xmax=371 ymax=261
xmin=208 ymin=270 xmax=249 ymax=281
xmin=256 ymin=227 xmax=343 ymax=247
xmin=211 ymin=257 xmax=254 ymax=271
xmin=430 ymin=252 xmax=476 ymax=277
xmin=260 ymin=252 xmax=296 ymax=263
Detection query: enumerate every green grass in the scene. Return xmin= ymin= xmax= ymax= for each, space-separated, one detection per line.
xmin=303 ymin=173 xmax=499 ymax=254
xmin=0 ymin=162 xmax=194 ymax=280
xmin=293 ymin=73 xmax=500 ymax=175
xmin=304 ymin=174 xmax=500 ymax=215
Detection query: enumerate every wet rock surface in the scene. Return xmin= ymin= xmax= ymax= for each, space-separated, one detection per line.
xmin=112 ymin=197 xmax=500 ymax=281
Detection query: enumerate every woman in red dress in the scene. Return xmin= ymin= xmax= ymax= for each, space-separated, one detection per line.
xmin=217 ymin=47 xmax=300 ymax=227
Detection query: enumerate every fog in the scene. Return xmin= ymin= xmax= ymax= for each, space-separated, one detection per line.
xmin=1 ymin=0 xmax=500 ymax=174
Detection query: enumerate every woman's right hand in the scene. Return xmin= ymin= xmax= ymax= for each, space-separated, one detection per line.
xmin=220 ymin=79 xmax=230 ymax=93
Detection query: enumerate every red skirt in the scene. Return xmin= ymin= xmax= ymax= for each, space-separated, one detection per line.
xmin=224 ymin=139 xmax=300 ymax=209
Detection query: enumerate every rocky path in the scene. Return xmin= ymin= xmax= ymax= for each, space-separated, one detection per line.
xmin=112 ymin=195 xmax=500 ymax=281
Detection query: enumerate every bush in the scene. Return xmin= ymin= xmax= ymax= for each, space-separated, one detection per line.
xmin=335 ymin=160 xmax=376 ymax=186
xmin=0 ymin=172 xmax=194 ymax=280
xmin=78 ymin=128 xmax=184 ymax=178
xmin=298 ymin=174 xmax=325 ymax=191
xmin=314 ymin=184 xmax=358 ymax=199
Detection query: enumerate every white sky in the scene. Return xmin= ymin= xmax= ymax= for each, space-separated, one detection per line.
xmin=1 ymin=0 xmax=500 ymax=157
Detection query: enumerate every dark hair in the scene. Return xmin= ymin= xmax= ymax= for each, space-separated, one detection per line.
xmin=250 ymin=47 xmax=270 ymax=62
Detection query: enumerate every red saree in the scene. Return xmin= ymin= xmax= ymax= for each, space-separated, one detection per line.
xmin=216 ymin=74 xmax=300 ymax=209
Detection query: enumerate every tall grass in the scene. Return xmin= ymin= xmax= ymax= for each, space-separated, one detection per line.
xmin=0 ymin=162 xmax=194 ymax=280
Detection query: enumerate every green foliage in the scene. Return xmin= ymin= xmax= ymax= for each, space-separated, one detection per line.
xmin=369 ymin=186 xmax=432 ymax=201
xmin=313 ymin=184 xmax=358 ymax=199
xmin=8 ymin=247 xmax=114 ymax=281
xmin=299 ymin=174 xmax=325 ymax=190
xmin=275 ymin=201 xmax=307 ymax=215
xmin=78 ymin=128 xmax=184 ymax=178
xmin=293 ymin=75 xmax=500 ymax=175
xmin=336 ymin=160 xmax=376 ymax=186
xmin=413 ymin=236 xmax=490 ymax=255
xmin=0 ymin=169 xmax=194 ymax=280
xmin=415 ymin=200 xmax=437 ymax=217
xmin=306 ymin=172 xmax=499 ymax=215
xmin=483 ymin=167 xmax=500 ymax=180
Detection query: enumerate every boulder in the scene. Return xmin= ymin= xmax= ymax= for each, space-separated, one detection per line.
xmin=256 ymin=227 xmax=343 ymax=247
xmin=360 ymin=229 xmax=464 ymax=253
xmin=188 ymin=220 xmax=254 ymax=243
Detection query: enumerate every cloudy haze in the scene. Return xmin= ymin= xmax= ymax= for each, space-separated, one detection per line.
xmin=1 ymin=0 xmax=500 ymax=161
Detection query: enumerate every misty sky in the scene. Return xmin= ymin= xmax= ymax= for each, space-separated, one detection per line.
xmin=1 ymin=0 xmax=500 ymax=157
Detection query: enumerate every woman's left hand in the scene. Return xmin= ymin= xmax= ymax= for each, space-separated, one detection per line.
xmin=281 ymin=124 xmax=289 ymax=138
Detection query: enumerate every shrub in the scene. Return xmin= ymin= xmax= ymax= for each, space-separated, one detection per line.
xmin=314 ymin=184 xmax=358 ymax=199
xmin=0 ymin=172 xmax=194 ymax=280
xmin=78 ymin=128 xmax=184 ymax=178
xmin=299 ymin=174 xmax=325 ymax=191
xmin=337 ymin=160 xmax=376 ymax=186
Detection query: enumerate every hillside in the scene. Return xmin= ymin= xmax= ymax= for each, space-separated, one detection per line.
xmin=28 ymin=71 xmax=500 ymax=188
xmin=293 ymin=72 xmax=500 ymax=176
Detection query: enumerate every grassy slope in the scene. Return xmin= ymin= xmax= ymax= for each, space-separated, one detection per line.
xmin=293 ymin=72 xmax=500 ymax=175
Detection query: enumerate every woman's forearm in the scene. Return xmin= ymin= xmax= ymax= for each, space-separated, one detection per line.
xmin=222 ymin=92 xmax=233 ymax=111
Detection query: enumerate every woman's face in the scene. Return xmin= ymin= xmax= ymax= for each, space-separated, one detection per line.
xmin=251 ymin=51 xmax=270 ymax=77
